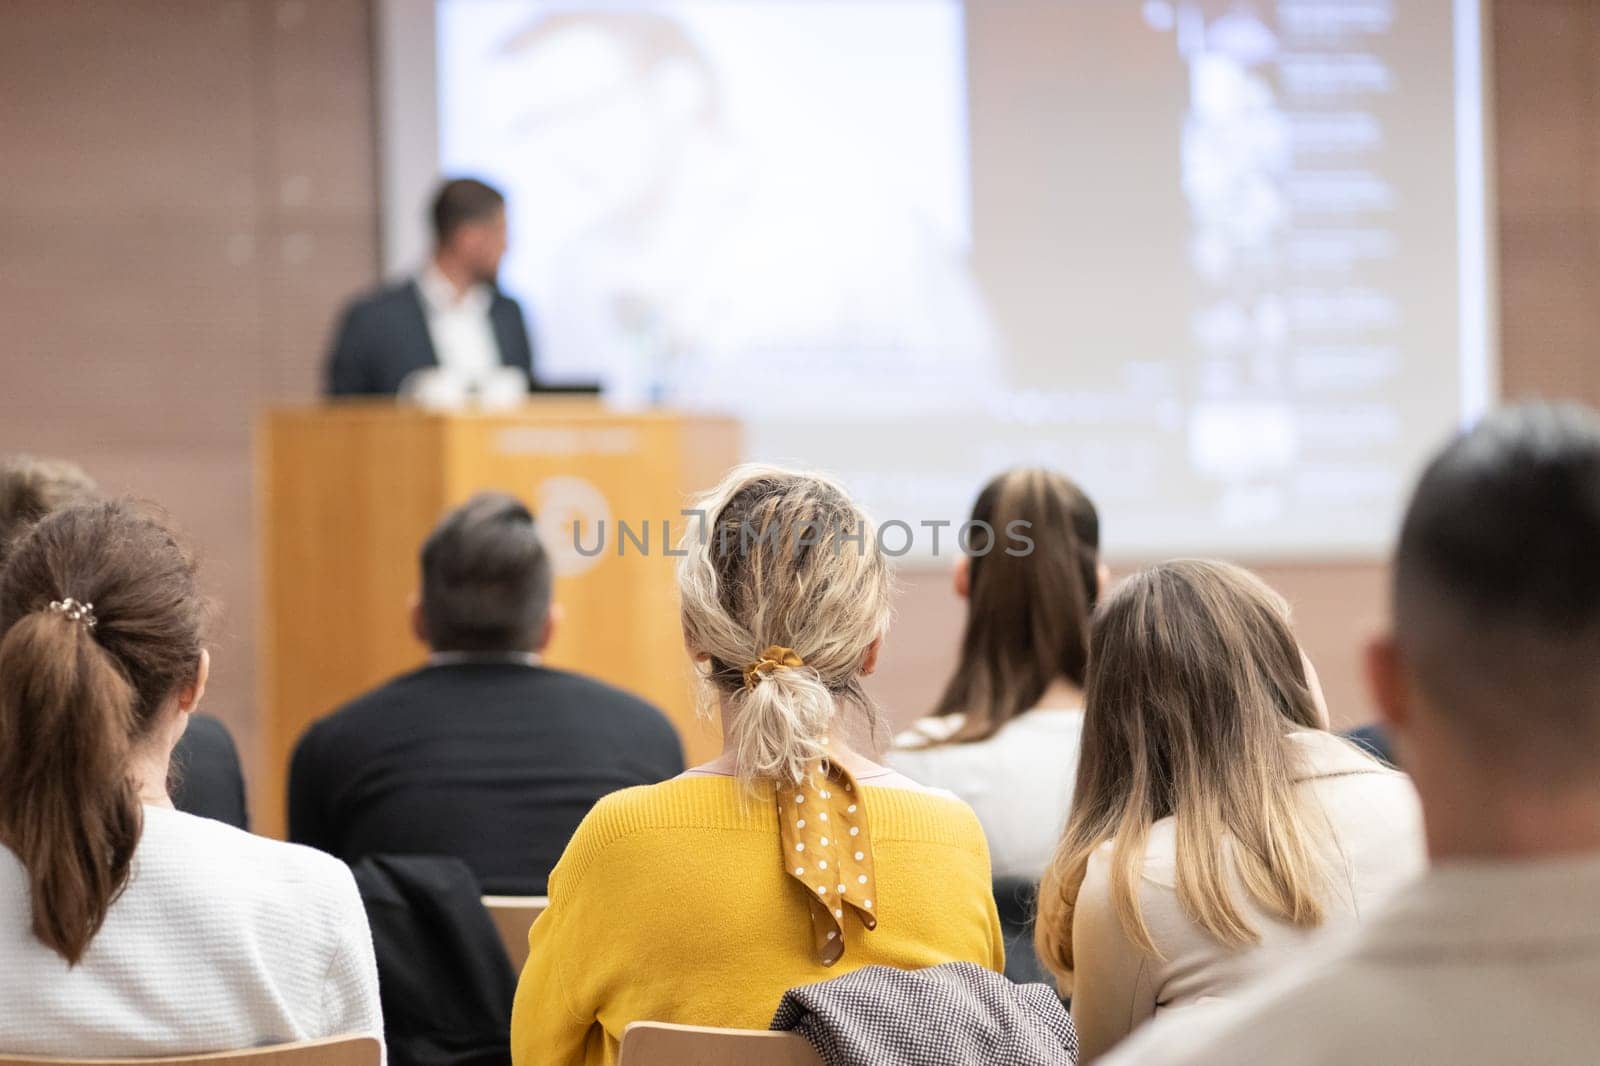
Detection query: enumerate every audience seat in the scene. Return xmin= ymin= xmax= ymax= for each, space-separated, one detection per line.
xmin=617 ymin=1023 xmax=821 ymax=1066
xmin=0 ymin=1037 xmax=381 ymax=1066
xmin=482 ymin=894 xmax=549 ymax=972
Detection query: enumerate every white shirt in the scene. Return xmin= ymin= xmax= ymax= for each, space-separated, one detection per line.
xmin=1070 ymin=731 xmax=1425 ymax=1062
xmin=0 ymin=805 xmax=383 ymax=1059
xmin=1103 ymin=850 xmax=1600 ymax=1066
xmin=890 ymin=707 xmax=1085 ymax=880
xmin=417 ymin=263 xmax=500 ymax=378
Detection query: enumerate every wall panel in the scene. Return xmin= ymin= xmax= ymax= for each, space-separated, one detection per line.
xmin=0 ymin=0 xmax=378 ymax=815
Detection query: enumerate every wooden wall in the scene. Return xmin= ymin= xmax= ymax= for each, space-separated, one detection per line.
xmin=1495 ymin=0 xmax=1600 ymax=407
xmin=0 ymin=0 xmax=379 ymax=789
xmin=0 ymin=0 xmax=1597 ymax=817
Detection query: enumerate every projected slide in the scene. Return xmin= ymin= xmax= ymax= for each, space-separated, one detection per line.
xmin=431 ymin=0 xmax=1489 ymax=556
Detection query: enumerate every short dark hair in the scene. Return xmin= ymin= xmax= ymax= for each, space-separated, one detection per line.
xmin=1395 ymin=402 xmax=1600 ymax=773
xmin=420 ymin=492 xmax=551 ymax=653
xmin=431 ymin=178 xmax=505 ymax=247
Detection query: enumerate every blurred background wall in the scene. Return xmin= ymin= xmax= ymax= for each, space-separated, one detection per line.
xmin=0 ymin=0 xmax=377 ymax=802
xmin=1 ymin=0 xmax=1596 ymax=817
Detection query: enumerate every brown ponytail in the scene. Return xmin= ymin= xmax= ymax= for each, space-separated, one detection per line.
xmin=0 ymin=500 xmax=206 ymax=964
xmin=932 ymin=468 xmax=1100 ymax=743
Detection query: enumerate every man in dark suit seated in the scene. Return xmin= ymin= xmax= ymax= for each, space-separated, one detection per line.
xmin=288 ymin=492 xmax=684 ymax=895
xmin=325 ymin=177 xmax=535 ymax=396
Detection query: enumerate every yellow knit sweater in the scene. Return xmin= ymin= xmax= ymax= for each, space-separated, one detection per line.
xmin=510 ymin=775 xmax=1006 ymax=1066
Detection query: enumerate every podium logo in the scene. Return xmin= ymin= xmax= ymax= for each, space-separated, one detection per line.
xmin=536 ymin=476 xmax=612 ymax=577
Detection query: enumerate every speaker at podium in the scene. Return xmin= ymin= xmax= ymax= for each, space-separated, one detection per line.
xmin=257 ymin=401 xmax=739 ymax=838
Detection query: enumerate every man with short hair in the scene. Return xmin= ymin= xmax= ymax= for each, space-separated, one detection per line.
xmin=289 ymin=492 xmax=683 ymax=895
xmin=325 ymin=177 xmax=536 ymax=395
xmin=1104 ymin=403 xmax=1600 ymax=1066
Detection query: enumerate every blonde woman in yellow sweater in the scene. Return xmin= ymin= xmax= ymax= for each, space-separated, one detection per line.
xmin=511 ymin=465 xmax=1006 ymax=1066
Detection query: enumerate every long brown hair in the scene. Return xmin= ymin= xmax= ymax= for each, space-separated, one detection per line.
xmin=932 ymin=468 xmax=1099 ymax=742
xmin=1036 ymin=560 xmax=1339 ymax=982
xmin=0 ymin=500 xmax=207 ymax=964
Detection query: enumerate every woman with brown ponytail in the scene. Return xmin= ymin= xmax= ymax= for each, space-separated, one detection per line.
xmin=0 ymin=501 xmax=382 ymax=1058
xmin=893 ymin=468 xmax=1106 ymax=882
xmin=511 ymin=465 xmax=1005 ymax=1066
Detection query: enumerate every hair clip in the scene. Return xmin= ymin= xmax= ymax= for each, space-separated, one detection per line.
xmin=49 ymin=598 xmax=97 ymax=630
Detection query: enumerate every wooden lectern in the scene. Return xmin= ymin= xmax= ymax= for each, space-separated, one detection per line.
xmin=257 ymin=401 xmax=739 ymax=838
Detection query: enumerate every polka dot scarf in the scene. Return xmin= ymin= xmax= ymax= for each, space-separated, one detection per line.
xmin=777 ymin=760 xmax=878 ymax=966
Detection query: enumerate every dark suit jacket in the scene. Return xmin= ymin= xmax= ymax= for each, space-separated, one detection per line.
xmin=351 ymin=854 xmax=516 ymax=1066
xmin=1344 ymin=722 xmax=1398 ymax=768
xmin=288 ymin=660 xmax=684 ymax=895
xmin=170 ymin=713 xmax=250 ymax=830
xmin=325 ymin=280 xmax=535 ymax=396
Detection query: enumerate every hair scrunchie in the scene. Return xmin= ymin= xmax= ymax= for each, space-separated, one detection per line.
xmin=742 ymin=644 xmax=804 ymax=690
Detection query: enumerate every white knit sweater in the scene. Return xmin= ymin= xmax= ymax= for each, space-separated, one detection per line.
xmin=0 ymin=805 xmax=383 ymax=1058
xmin=891 ymin=706 xmax=1085 ymax=880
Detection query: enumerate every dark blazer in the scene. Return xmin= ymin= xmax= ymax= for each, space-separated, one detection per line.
xmin=325 ymin=280 xmax=535 ymax=396
xmin=351 ymin=854 xmax=516 ymax=1066
xmin=994 ymin=876 xmax=1056 ymax=991
xmin=1344 ymin=722 xmax=1398 ymax=768
xmin=171 ymin=713 xmax=249 ymax=830
xmin=288 ymin=660 xmax=684 ymax=895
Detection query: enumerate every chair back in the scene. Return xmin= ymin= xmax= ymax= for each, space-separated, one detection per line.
xmin=482 ymin=894 xmax=549 ymax=972
xmin=617 ymin=1023 xmax=820 ymax=1066
xmin=0 ymin=1036 xmax=382 ymax=1066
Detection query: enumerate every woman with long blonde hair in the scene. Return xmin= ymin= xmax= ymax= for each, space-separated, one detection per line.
xmin=1036 ymin=560 xmax=1423 ymax=1062
xmin=512 ymin=465 xmax=1004 ymax=1066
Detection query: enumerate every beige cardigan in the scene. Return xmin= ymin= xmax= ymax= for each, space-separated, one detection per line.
xmin=1103 ymin=850 xmax=1600 ymax=1066
xmin=1069 ymin=730 xmax=1425 ymax=1062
